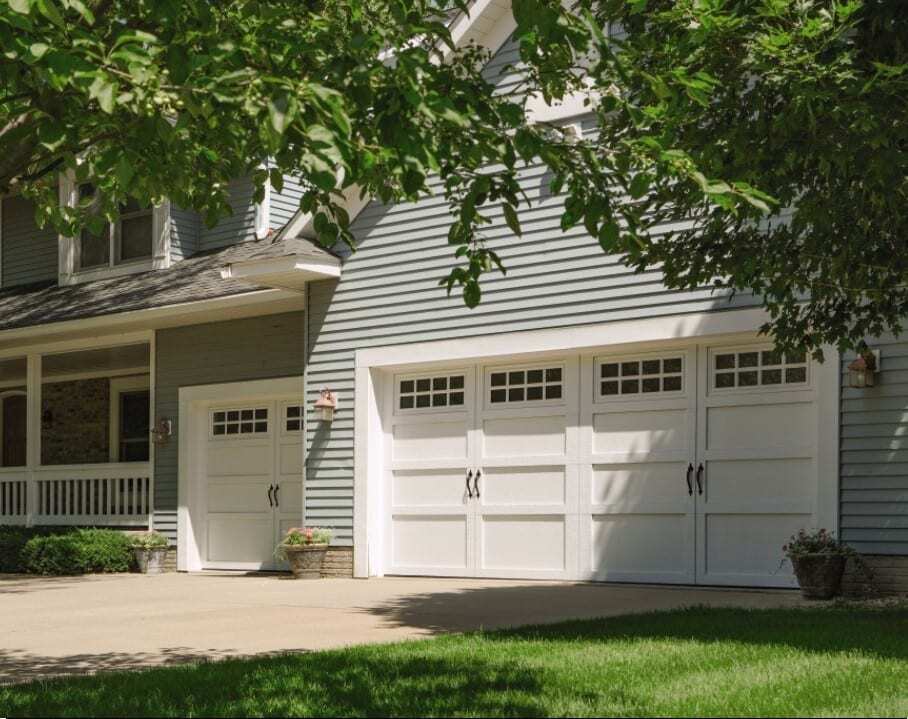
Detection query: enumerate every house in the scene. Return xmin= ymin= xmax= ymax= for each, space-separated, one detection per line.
xmin=0 ymin=2 xmax=905 ymax=593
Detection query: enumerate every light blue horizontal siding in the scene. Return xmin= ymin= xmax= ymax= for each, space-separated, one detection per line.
xmin=270 ymin=175 xmax=305 ymax=230
xmin=198 ymin=177 xmax=257 ymax=252
xmin=153 ymin=312 xmax=305 ymax=542
xmin=840 ymin=336 xmax=908 ymax=555
xmin=169 ymin=205 xmax=199 ymax=260
xmin=302 ymin=34 xmax=759 ymax=547
xmin=1 ymin=195 xmax=58 ymax=287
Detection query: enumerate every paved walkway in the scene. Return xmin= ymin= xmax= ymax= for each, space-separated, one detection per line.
xmin=0 ymin=573 xmax=804 ymax=684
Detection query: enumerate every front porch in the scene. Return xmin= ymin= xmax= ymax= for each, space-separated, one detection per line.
xmin=0 ymin=338 xmax=153 ymax=529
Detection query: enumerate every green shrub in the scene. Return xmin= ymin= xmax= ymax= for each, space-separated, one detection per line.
xmin=14 ymin=528 xmax=134 ymax=576
xmin=0 ymin=526 xmax=74 ymax=573
xmin=21 ymin=533 xmax=86 ymax=575
xmin=77 ymin=529 xmax=134 ymax=573
xmin=129 ymin=531 xmax=169 ymax=550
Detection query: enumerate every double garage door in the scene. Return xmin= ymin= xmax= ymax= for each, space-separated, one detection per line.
xmin=385 ymin=343 xmax=818 ymax=587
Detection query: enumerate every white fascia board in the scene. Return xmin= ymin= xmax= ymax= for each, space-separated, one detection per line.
xmin=220 ymin=254 xmax=341 ymax=292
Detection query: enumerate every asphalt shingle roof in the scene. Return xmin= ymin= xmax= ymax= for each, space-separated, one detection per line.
xmin=0 ymin=236 xmax=333 ymax=333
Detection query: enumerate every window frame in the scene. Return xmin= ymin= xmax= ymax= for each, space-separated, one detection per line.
xmin=58 ymin=172 xmax=171 ymax=285
xmin=209 ymin=405 xmax=271 ymax=440
xmin=594 ymin=351 xmax=687 ymax=402
xmin=108 ymin=375 xmax=152 ymax=463
xmin=484 ymin=361 xmax=566 ymax=410
xmin=708 ymin=344 xmax=811 ymax=396
xmin=394 ymin=370 xmax=469 ymax=415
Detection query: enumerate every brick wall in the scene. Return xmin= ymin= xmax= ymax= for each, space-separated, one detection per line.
xmin=321 ymin=547 xmax=353 ymax=578
xmin=844 ymin=555 xmax=908 ymax=596
xmin=41 ymin=378 xmax=110 ymax=465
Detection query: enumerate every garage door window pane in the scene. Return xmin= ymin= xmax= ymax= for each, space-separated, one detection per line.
xmin=399 ymin=374 xmax=467 ymax=412
xmin=487 ymin=365 xmax=563 ymax=405
xmin=212 ymin=407 xmax=268 ymax=437
xmin=713 ymin=347 xmax=808 ymax=391
xmin=597 ymin=355 xmax=684 ymax=399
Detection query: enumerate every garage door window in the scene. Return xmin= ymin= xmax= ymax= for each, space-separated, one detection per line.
xmin=488 ymin=365 xmax=563 ymax=405
xmin=398 ymin=374 xmax=466 ymax=411
xmin=284 ymin=405 xmax=304 ymax=432
xmin=211 ymin=408 xmax=269 ymax=437
xmin=713 ymin=348 xmax=808 ymax=390
xmin=597 ymin=356 xmax=683 ymax=399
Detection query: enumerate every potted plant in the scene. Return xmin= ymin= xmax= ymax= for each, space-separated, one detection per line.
xmin=782 ymin=528 xmax=868 ymax=599
xmin=278 ymin=527 xmax=332 ymax=579
xmin=129 ymin=531 xmax=169 ymax=575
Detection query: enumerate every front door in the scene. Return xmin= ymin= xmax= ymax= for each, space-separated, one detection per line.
xmin=1 ymin=394 xmax=26 ymax=468
xmin=204 ymin=400 xmax=304 ymax=570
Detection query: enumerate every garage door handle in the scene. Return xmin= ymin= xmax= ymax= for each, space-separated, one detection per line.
xmin=274 ymin=484 xmax=280 ymax=507
xmin=473 ymin=470 xmax=481 ymax=499
xmin=695 ymin=463 xmax=704 ymax=495
xmin=685 ymin=464 xmax=693 ymax=496
xmin=466 ymin=470 xmax=473 ymax=499
xmin=267 ymin=485 xmax=274 ymax=507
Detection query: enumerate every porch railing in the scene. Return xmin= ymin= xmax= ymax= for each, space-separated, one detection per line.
xmin=0 ymin=463 xmax=152 ymax=527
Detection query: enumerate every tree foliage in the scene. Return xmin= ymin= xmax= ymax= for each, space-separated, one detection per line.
xmin=2 ymin=0 xmax=907 ymax=355
xmin=543 ymin=0 xmax=908 ymax=355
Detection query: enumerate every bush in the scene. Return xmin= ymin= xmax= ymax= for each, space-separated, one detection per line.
xmin=12 ymin=528 xmax=134 ymax=576
xmin=0 ymin=526 xmax=74 ymax=573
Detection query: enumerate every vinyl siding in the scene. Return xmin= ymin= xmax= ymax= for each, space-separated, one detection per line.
xmin=1 ymin=195 xmax=58 ymax=287
xmin=302 ymin=36 xmax=760 ymax=546
xmin=198 ymin=177 xmax=257 ymax=252
xmin=169 ymin=205 xmax=200 ymax=260
xmin=270 ymin=175 xmax=305 ymax=230
xmin=840 ymin=336 xmax=908 ymax=555
xmin=153 ymin=312 xmax=305 ymax=541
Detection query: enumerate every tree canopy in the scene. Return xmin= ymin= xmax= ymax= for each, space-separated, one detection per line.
xmin=2 ymin=0 xmax=907 ymax=357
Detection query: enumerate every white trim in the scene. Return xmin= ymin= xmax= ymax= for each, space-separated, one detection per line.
xmin=357 ymin=308 xmax=775 ymax=369
xmin=108 ymin=374 xmax=151 ymax=463
xmin=177 ymin=375 xmax=305 ymax=572
xmin=352 ymin=307 xmax=842 ymax=580
xmin=220 ymin=254 xmax=341 ymax=292
xmin=254 ymin=170 xmax=272 ymax=240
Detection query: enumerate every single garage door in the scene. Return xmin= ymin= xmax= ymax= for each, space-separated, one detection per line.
xmin=384 ymin=341 xmax=817 ymax=587
xmin=204 ymin=399 xmax=304 ymax=570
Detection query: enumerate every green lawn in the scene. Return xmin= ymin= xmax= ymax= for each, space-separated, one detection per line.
xmin=2 ymin=605 xmax=907 ymax=717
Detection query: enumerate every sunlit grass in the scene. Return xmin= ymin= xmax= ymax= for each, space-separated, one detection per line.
xmin=2 ymin=605 xmax=907 ymax=717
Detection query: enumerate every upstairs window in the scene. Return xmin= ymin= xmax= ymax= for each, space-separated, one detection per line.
xmin=77 ymin=184 xmax=154 ymax=271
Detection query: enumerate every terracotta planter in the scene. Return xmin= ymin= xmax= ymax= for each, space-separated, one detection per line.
xmin=133 ymin=548 xmax=167 ymax=575
xmin=283 ymin=544 xmax=328 ymax=579
xmin=791 ymin=553 xmax=846 ymax=599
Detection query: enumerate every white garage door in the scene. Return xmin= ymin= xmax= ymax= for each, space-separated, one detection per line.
xmin=204 ymin=399 xmax=304 ymax=570
xmin=384 ymin=341 xmax=818 ymax=587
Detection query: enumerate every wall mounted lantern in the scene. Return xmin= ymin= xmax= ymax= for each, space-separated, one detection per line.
xmin=150 ymin=418 xmax=173 ymax=445
xmin=314 ymin=389 xmax=338 ymax=423
xmin=848 ymin=348 xmax=880 ymax=389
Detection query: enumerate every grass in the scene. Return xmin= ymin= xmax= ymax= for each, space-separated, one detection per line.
xmin=2 ymin=605 xmax=908 ymax=717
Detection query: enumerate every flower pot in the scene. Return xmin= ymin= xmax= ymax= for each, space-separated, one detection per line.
xmin=283 ymin=544 xmax=328 ymax=579
xmin=791 ymin=553 xmax=846 ymax=599
xmin=133 ymin=547 xmax=167 ymax=575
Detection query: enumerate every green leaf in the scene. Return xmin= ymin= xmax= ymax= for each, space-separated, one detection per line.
xmin=89 ymin=76 xmax=117 ymax=113
xmin=463 ymin=280 xmax=481 ymax=308
xmin=268 ymin=94 xmax=296 ymax=135
xmin=502 ymin=203 xmax=522 ymax=237
xmin=598 ymin=221 xmax=620 ymax=252
xmin=8 ymin=0 xmax=31 ymax=14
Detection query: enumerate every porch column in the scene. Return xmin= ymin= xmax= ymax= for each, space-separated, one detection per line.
xmin=24 ymin=353 xmax=41 ymax=525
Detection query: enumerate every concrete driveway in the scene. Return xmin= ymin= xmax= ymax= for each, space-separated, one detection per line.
xmin=0 ymin=572 xmax=804 ymax=684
